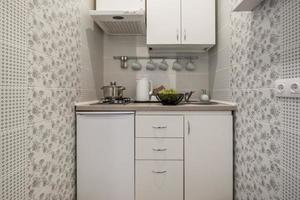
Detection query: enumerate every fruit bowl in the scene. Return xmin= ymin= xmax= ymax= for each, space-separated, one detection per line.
xmin=156 ymin=93 xmax=184 ymax=105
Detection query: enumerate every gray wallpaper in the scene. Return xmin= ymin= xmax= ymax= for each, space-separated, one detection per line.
xmin=210 ymin=0 xmax=300 ymax=199
xmin=1 ymin=0 xmax=103 ymax=199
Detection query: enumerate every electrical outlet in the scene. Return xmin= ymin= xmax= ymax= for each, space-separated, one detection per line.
xmin=275 ymin=79 xmax=287 ymax=97
xmin=287 ymin=78 xmax=300 ymax=97
xmin=275 ymin=78 xmax=300 ymax=97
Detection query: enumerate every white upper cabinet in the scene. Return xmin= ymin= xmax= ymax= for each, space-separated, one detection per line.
xmin=181 ymin=0 xmax=215 ymax=45
xmin=147 ymin=0 xmax=215 ymax=52
xmin=96 ymin=0 xmax=145 ymax=11
xmin=146 ymin=0 xmax=181 ymax=45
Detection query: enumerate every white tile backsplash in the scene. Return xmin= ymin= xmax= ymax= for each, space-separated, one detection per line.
xmin=103 ymin=35 xmax=209 ymax=99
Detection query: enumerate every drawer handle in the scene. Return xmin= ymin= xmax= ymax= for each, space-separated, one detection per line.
xmin=152 ymin=148 xmax=168 ymax=152
xmin=152 ymin=170 xmax=167 ymax=174
xmin=152 ymin=125 xmax=167 ymax=129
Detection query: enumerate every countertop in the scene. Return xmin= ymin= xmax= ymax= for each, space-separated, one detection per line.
xmin=75 ymin=100 xmax=237 ymax=112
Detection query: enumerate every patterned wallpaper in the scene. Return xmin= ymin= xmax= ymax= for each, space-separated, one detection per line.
xmin=210 ymin=0 xmax=300 ymax=199
xmin=1 ymin=0 xmax=103 ymax=199
xmin=231 ymin=1 xmax=282 ymax=199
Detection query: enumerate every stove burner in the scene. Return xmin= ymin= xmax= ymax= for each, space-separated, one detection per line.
xmin=100 ymin=97 xmax=132 ymax=104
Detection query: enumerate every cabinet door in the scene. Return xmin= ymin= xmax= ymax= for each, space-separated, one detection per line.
xmin=97 ymin=0 xmax=145 ymax=11
xmin=147 ymin=0 xmax=181 ymax=45
xmin=185 ymin=113 xmax=233 ymax=200
xmin=181 ymin=0 xmax=215 ymax=45
xmin=77 ymin=112 xmax=135 ymax=200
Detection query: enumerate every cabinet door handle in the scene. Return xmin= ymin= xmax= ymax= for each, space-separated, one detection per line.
xmin=152 ymin=170 xmax=167 ymax=174
xmin=187 ymin=120 xmax=191 ymax=135
xmin=184 ymin=29 xmax=187 ymax=41
xmin=152 ymin=125 xmax=167 ymax=129
xmin=176 ymin=29 xmax=179 ymax=41
xmin=152 ymin=148 xmax=168 ymax=152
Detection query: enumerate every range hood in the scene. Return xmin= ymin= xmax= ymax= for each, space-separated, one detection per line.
xmin=89 ymin=10 xmax=145 ymax=35
xmin=90 ymin=0 xmax=146 ymax=35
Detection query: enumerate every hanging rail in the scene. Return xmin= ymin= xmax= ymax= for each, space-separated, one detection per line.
xmin=113 ymin=56 xmax=199 ymax=60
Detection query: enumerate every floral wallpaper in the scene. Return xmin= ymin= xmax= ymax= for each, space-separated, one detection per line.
xmin=26 ymin=0 xmax=104 ymax=199
xmin=216 ymin=0 xmax=300 ymax=199
xmin=0 ymin=0 xmax=102 ymax=199
xmin=231 ymin=0 xmax=283 ymax=199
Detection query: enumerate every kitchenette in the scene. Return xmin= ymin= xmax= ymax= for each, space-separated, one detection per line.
xmin=3 ymin=0 xmax=298 ymax=199
xmin=75 ymin=0 xmax=237 ymax=200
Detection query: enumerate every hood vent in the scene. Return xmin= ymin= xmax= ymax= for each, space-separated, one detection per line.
xmin=89 ymin=10 xmax=145 ymax=35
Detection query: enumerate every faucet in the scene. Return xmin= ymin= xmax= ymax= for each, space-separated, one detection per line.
xmin=184 ymin=91 xmax=195 ymax=102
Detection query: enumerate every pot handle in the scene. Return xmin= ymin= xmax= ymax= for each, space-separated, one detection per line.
xmin=118 ymin=86 xmax=126 ymax=90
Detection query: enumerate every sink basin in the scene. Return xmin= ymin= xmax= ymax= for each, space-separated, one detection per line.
xmin=182 ymin=101 xmax=219 ymax=105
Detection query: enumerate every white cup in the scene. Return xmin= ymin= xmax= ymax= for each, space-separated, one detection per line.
xmin=159 ymin=59 xmax=169 ymax=71
xmin=131 ymin=59 xmax=142 ymax=71
xmin=172 ymin=59 xmax=182 ymax=71
xmin=146 ymin=59 xmax=157 ymax=71
xmin=186 ymin=60 xmax=195 ymax=71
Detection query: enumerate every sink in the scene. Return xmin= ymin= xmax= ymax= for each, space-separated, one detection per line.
xmin=182 ymin=101 xmax=219 ymax=105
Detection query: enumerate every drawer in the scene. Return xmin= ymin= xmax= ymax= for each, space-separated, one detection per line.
xmin=136 ymin=115 xmax=184 ymax=138
xmin=136 ymin=161 xmax=183 ymax=200
xmin=136 ymin=138 xmax=183 ymax=160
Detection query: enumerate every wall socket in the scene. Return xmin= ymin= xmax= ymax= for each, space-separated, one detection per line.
xmin=275 ymin=78 xmax=300 ymax=97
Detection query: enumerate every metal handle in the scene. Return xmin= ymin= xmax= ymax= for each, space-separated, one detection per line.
xmin=184 ymin=29 xmax=187 ymax=41
xmin=77 ymin=112 xmax=134 ymax=115
xmin=152 ymin=125 xmax=167 ymax=129
xmin=176 ymin=29 xmax=179 ymax=41
xmin=152 ymin=170 xmax=167 ymax=174
xmin=187 ymin=120 xmax=191 ymax=135
xmin=152 ymin=148 xmax=168 ymax=152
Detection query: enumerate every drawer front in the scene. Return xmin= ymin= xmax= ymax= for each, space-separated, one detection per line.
xmin=136 ymin=161 xmax=183 ymax=200
xmin=136 ymin=138 xmax=183 ymax=160
xmin=136 ymin=115 xmax=184 ymax=138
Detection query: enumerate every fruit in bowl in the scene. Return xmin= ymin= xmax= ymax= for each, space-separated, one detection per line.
xmin=156 ymin=89 xmax=184 ymax=105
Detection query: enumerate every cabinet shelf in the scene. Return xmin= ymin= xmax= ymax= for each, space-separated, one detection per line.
xmin=233 ymin=0 xmax=263 ymax=12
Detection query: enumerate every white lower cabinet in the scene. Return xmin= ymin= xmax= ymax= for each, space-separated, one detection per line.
xmin=185 ymin=114 xmax=233 ymax=200
xmin=135 ymin=114 xmax=184 ymax=200
xmin=135 ymin=161 xmax=183 ymax=200
xmin=76 ymin=112 xmax=135 ymax=200
xmin=77 ymin=111 xmax=233 ymax=200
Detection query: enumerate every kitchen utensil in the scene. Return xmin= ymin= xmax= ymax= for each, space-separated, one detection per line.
xmin=184 ymin=91 xmax=195 ymax=102
xmin=136 ymin=77 xmax=153 ymax=101
xmin=120 ymin=56 xmax=128 ymax=69
xmin=101 ymin=81 xmax=126 ymax=98
xmin=186 ymin=57 xmax=195 ymax=71
xmin=131 ymin=59 xmax=142 ymax=70
xmin=200 ymin=89 xmax=210 ymax=102
xmin=159 ymin=59 xmax=169 ymax=71
xmin=156 ymin=93 xmax=184 ymax=105
xmin=146 ymin=58 xmax=157 ymax=71
xmin=172 ymin=59 xmax=182 ymax=71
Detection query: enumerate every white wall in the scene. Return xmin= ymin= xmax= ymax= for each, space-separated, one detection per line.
xmin=78 ymin=0 xmax=104 ymax=101
xmin=208 ymin=0 xmax=232 ymax=101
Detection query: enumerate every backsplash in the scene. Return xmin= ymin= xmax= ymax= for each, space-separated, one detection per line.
xmin=210 ymin=0 xmax=300 ymax=199
xmin=103 ymin=35 xmax=209 ymax=99
xmin=208 ymin=0 xmax=232 ymax=101
xmin=0 ymin=0 xmax=103 ymax=199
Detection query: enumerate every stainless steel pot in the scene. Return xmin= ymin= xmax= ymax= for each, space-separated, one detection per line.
xmin=101 ymin=81 xmax=126 ymax=98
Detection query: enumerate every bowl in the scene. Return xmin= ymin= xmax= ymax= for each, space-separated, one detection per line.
xmin=156 ymin=93 xmax=184 ymax=105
